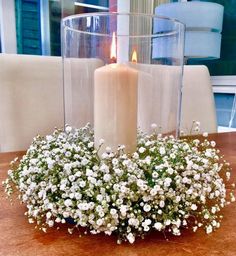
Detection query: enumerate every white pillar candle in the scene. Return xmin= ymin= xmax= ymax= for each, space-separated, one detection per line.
xmin=94 ymin=63 xmax=138 ymax=154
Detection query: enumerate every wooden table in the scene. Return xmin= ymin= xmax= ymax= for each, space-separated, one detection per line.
xmin=0 ymin=132 xmax=236 ymax=256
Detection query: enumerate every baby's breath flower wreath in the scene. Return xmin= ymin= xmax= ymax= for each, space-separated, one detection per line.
xmin=3 ymin=122 xmax=235 ymax=244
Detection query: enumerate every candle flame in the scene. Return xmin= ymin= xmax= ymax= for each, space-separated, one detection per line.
xmin=110 ymin=32 xmax=116 ymax=62
xmin=132 ymin=50 xmax=137 ymax=63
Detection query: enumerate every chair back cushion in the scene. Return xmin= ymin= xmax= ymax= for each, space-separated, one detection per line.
xmin=0 ymin=54 xmax=63 ymax=152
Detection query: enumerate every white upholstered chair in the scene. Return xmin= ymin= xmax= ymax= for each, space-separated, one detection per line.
xmin=0 ymin=54 xmax=217 ymax=152
xmin=0 ymin=54 xmax=64 ymax=152
xmin=180 ymin=65 xmax=217 ymax=134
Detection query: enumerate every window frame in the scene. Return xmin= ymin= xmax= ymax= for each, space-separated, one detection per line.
xmin=211 ymin=76 xmax=236 ymax=131
xmin=212 ymin=76 xmax=236 ymax=94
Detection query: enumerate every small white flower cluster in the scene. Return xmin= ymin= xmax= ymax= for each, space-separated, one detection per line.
xmin=3 ymin=124 xmax=235 ymax=244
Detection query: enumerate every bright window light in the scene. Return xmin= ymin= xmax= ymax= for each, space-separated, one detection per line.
xmin=74 ymin=2 xmax=109 ymax=10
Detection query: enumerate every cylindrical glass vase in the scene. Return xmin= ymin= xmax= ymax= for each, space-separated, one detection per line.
xmin=62 ymin=13 xmax=184 ymax=154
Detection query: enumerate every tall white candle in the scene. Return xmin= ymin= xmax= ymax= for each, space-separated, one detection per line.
xmin=94 ymin=63 xmax=138 ymax=154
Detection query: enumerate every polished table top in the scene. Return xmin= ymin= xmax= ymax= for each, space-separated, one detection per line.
xmin=0 ymin=132 xmax=236 ymax=256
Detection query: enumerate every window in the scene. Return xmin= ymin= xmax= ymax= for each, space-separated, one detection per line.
xmin=211 ymin=76 xmax=236 ymax=130
xmin=46 ymin=0 xmax=109 ymax=56
xmin=214 ymin=93 xmax=236 ymax=128
xmin=15 ymin=0 xmax=42 ymax=55
xmin=188 ymin=0 xmax=236 ymax=130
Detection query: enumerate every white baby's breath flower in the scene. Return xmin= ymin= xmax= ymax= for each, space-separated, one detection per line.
xmin=159 ymin=200 xmax=165 ymax=208
xmin=138 ymin=147 xmax=146 ymax=154
xmin=167 ymin=168 xmax=174 ymax=175
xmin=96 ymin=194 xmax=103 ymax=202
xmin=164 ymin=177 xmax=172 ymax=187
xmin=110 ymin=208 xmax=117 ymax=215
xmin=63 ymin=211 xmax=70 ymax=218
xmin=96 ymin=219 xmax=103 ymax=226
xmin=211 ymin=141 xmax=216 ymax=147
xmin=65 ymin=151 xmax=71 ymax=158
xmin=150 ymin=188 xmax=157 ymax=196
xmin=103 ymin=174 xmax=111 ymax=182
xmin=152 ymin=172 xmax=158 ymax=178
xmin=4 ymin=124 xmax=233 ymax=244
xmin=126 ymin=233 xmax=135 ymax=244
xmin=165 ymin=219 xmax=171 ymax=226
xmin=191 ymin=204 xmax=197 ymax=211
xmin=206 ymin=225 xmax=213 ymax=234
xmin=86 ymin=169 xmax=94 ymax=177
xmin=28 ymin=218 xmax=34 ymax=224
xmin=120 ymin=205 xmax=127 ymax=216
xmin=172 ymin=226 xmax=180 ymax=236
xmin=226 ymin=172 xmax=231 ymax=181
xmin=64 ymin=199 xmax=73 ymax=207
xmin=88 ymin=142 xmax=94 ymax=148
xmin=182 ymin=177 xmax=189 ymax=184
xmin=112 ymin=158 xmax=119 ymax=165
xmin=81 ymin=158 xmax=89 ymax=166
xmin=143 ymin=204 xmax=151 ymax=212
xmin=79 ymin=181 xmax=86 ymax=188
xmin=154 ymin=222 xmax=163 ymax=231
xmin=230 ymin=193 xmax=235 ymax=202
xmin=48 ymin=220 xmax=54 ymax=227
xmin=65 ymin=126 xmax=72 ymax=133
xmin=46 ymin=212 xmax=52 ymax=219
xmin=159 ymin=147 xmax=166 ymax=155
xmin=137 ymin=179 xmax=144 ymax=187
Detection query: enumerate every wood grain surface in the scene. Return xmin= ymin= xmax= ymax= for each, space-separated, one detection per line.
xmin=0 ymin=133 xmax=236 ymax=256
